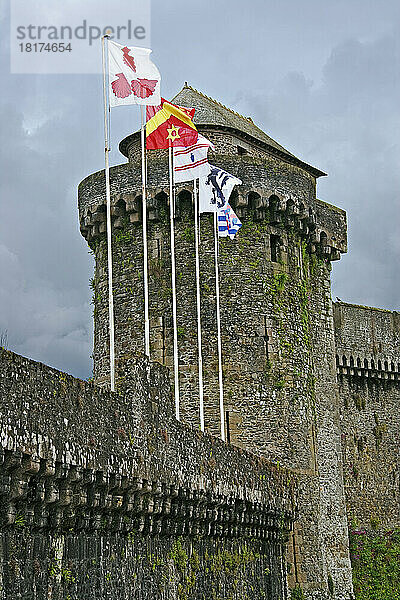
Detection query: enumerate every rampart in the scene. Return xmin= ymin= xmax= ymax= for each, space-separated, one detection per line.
xmin=334 ymin=302 xmax=400 ymax=531
xmin=0 ymin=348 xmax=296 ymax=599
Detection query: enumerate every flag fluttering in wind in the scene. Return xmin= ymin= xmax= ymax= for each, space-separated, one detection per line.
xmin=218 ymin=204 xmax=242 ymax=239
xmin=108 ymin=41 xmax=161 ymax=107
xmin=146 ymin=99 xmax=197 ymax=149
xmin=104 ymin=37 xmax=162 ymax=379
xmin=173 ymin=134 xmax=214 ymax=183
xmin=199 ymin=165 xmax=242 ymax=213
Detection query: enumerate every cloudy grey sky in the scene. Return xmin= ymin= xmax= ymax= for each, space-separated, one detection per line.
xmin=1 ymin=0 xmax=399 ymax=379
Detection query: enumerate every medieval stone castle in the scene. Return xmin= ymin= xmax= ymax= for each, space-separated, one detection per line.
xmin=0 ymin=84 xmax=398 ymax=599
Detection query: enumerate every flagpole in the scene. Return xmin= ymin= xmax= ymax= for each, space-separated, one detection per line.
xmin=101 ymin=34 xmax=115 ymax=392
xmin=194 ymin=180 xmax=205 ymax=432
xmin=140 ymin=106 xmax=150 ymax=357
xmin=214 ymin=211 xmax=225 ymax=440
xmin=169 ymin=145 xmax=180 ymax=420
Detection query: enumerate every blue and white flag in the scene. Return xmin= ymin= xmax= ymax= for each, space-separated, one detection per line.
xmin=199 ymin=165 xmax=242 ymax=213
xmin=173 ymin=134 xmax=214 ymax=183
xmin=218 ymin=204 xmax=242 ymax=239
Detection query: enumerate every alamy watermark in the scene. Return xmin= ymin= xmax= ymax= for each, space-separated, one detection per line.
xmin=10 ymin=0 xmax=151 ymax=74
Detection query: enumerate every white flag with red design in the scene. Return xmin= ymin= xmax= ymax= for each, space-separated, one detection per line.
xmin=108 ymin=40 xmax=161 ymax=107
xmin=173 ymin=134 xmax=214 ymax=183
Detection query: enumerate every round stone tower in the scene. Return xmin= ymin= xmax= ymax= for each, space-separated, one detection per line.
xmin=78 ymin=84 xmax=354 ymax=599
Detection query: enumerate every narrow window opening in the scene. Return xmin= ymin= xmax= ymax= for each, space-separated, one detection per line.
xmin=292 ymin=532 xmax=299 ymax=584
xmin=162 ymin=316 xmax=167 ymax=365
xmin=263 ymin=316 xmax=270 ymax=359
xmin=157 ymin=238 xmax=161 ymax=260
xmin=270 ymin=235 xmax=280 ymax=263
xmin=176 ymin=190 xmax=192 ymax=220
xmin=229 ymin=190 xmax=238 ymax=211
xmin=225 ymin=411 xmax=231 ymax=444
xmin=319 ymin=231 xmax=328 ymax=247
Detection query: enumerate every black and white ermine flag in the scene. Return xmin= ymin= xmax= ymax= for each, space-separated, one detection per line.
xmin=199 ymin=165 xmax=242 ymax=213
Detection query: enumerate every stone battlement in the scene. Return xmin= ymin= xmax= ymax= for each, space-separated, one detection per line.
xmin=336 ymin=356 xmax=400 ymax=380
xmin=334 ymin=301 xmax=400 ymax=379
xmin=78 ymin=164 xmax=346 ymax=260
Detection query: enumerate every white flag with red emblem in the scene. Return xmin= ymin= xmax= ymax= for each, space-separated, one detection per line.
xmin=108 ymin=40 xmax=161 ymax=107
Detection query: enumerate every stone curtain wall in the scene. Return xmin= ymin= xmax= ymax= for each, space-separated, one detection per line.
xmin=334 ymin=303 xmax=400 ymax=532
xmin=0 ymin=349 xmax=296 ymax=599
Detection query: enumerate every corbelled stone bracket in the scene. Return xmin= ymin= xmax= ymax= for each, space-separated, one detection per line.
xmin=1 ymin=449 xmax=293 ymax=542
xmin=79 ymin=186 xmax=346 ymax=261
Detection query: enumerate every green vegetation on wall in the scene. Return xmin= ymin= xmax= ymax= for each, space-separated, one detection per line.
xmin=349 ymin=528 xmax=400 ymax=600
xmin=290 ymin=584 xmax=305 ymax=599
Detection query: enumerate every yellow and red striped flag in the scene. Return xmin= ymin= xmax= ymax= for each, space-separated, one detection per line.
xmin=146 ymin=99 xmax=197 ymax=149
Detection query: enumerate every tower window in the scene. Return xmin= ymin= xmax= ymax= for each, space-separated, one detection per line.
xmin=225 ymin=411 xmax=231 ymax=444
xmin=162 ymin=316 xmax=167 ymax=365
xmin=270 ymin=235 xmax=281 ymax=263
xmin=263 ymin=316 xmax=270 ymax=359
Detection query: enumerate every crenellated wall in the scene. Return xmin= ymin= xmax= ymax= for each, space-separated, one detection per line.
xmin=334 ymin=303 xmax=400 ymax=532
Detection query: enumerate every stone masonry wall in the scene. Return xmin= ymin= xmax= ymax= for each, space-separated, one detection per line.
xmin=78 ymin=127 xmax=352 ymax=599
xmin=307 ymin=264 xmax=353 ymax=597
xmin=0 ymin=348 xmax=296 ymax=599
xmin=334 ymin=303 xmax=400 ymax=532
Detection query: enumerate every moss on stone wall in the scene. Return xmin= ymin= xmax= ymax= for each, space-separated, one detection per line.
xmin=1 ymin=529 xmax=279 ymax=600
xmin=349 ymin=528 xmax=400 ymax=600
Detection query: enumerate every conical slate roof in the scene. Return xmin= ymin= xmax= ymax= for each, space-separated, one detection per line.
xmin=171 ymin=84 xmax=325 ymax=178
xmin=173 ymin=84 xmax=294 ymax=157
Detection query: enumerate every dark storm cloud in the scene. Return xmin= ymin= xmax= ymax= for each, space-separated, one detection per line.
xmin=231 ymin=30 xmax=400 ymax=309
xmin=0 ymin=94 xmax=95 ymax=379
xmin=1 ymin=1 xmax=399 ymax=380
xmin=0 ymin=22 xmax=100 ymax=377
